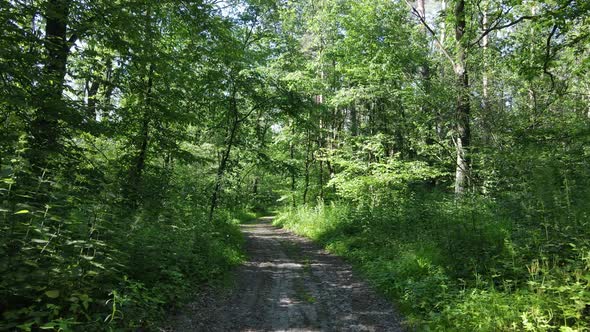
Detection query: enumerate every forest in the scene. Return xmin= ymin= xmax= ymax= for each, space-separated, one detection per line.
xmin=1 ymin=0 xmax=589 ymax=330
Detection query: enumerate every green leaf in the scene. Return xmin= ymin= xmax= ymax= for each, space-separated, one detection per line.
xmin=39 ymin=323 xmax=57 ymax=330
xmin=14 ymin=209 xmax=30 ymax=214
xmin=45 ymin=290 xmax=60 ymax=298
xmin=89 ymin=261 xmax=105 ymax=269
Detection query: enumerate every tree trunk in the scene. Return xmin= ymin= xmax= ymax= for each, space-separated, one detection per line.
xmin=290 ymin=124 xmax=296 ymax=207
xmin=127 ymin=64 xmax=154 ymax=207
xmin=318 ymin=118 xmax=324 ymax=200
xmin=482 ymin=4 xmax=489 ymax=107
xmin=318 ymin=158 xmax=324 ymax=200
xmin=30 ymin=0 xmax=71 ymax=167
xmin=208 ymin=91 xmax=239 ymax=222
xmin=303 ymin=129 xmax=311 ymax=205
xmin=453 ymin=0 xmax=471 ymax=195
xmin=87 ymin=79 xmax=100 ymax=121
xmin=440 ymin=0 xmax=447 ymax=44
xmin=417 ymin=0 xmax=432 ymax=110
xmin=417 ymin=0 xmax=426 ymax=18
xmin=481 ymin=1 xmax=491 ymax=142
xmin=103 ymin=59 xmax=116 ymax=119
xmin=350 ymin=104 xmax=358 ymax=136
xmin=253 ymin=177 xmax=259 ymax=195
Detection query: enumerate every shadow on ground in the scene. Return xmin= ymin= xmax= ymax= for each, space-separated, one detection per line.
xmin=170 ymin=217 xmax=405 ymax=332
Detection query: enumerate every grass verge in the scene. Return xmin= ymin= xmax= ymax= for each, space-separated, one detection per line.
xmin=274 ymin=195 xmax=590 ymax=331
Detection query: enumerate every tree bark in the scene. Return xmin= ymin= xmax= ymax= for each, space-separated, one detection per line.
xmin=350 ymin=104 xmax=358 ymax=136
xmin=481 ymin=1 xmax=492 ymax=145
xmin=127 ymin=64 xmax=154 ymax=207
xmin=417 ymin=0 xmax=426 ymax=18
xmin=86 ymin=79 xmax=100 ymax=121
xmin=318 ymin=118 xmax=324 ymax=200
xmin=208 ymin=90 xmax=239 ymax=222
xmin=290 ymin=124 xmax=297 ymax=207
xmin=417 ymin=0 xmax=432 ymax=105
xmin=303 ymin=128 xmax=311 ymax=205
xmin=253 ymin=177 xmax=259 ymax=195
xmin=30 ymin=0 xmax=71 ymax=167
xmin=453 ymin=0 xmax=471 ymax=195
xmin=103 ymin=59 xmax=116 ymax=118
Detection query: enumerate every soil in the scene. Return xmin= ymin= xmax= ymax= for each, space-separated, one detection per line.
xmin=169 ymin=217 xmax=405 ymax=331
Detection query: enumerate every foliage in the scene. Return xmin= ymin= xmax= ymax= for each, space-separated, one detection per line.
xmin=0 ymin=149 xmax=245 ymax=330
xmin=2 ymin=0 xmax=590 ymax=330
xmin=269 ymin=0 xmax=590 ymax=328
xmin=0 ymin=0 xmax=273 ymax=329
xmin=276 ymin=192 xmax=590 ymax=330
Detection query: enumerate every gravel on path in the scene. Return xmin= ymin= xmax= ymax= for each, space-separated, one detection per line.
xmin=170 ymin=217 xmax=405 ymax=332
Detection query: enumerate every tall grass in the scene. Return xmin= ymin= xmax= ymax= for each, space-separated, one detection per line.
xmin=275 ymin=193 xmax=590 ymax=331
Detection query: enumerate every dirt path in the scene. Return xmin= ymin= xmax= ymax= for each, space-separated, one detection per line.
xmin=170 ymin=217 xmax=405 ymax=331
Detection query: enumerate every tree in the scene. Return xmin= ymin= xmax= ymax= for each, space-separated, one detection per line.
xmin=29 ymin=0 xmax=73 ymax=167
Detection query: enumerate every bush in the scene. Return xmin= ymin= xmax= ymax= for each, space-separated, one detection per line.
xmin=0 ymin=154 xmax=245 ymax=331
xmin=276 ymin=191 xmax=590 ymax=331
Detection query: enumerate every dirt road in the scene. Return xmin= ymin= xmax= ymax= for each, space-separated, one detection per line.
xmin=171 ymin=217 xmax=404 ymax=331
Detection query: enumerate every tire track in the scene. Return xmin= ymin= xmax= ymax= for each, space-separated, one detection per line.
xmin=171 ymin=217 xmax=405 ymax=331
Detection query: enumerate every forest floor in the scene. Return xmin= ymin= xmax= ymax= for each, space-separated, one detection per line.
xmin=168 ymin=217 xmax=405 ymax=332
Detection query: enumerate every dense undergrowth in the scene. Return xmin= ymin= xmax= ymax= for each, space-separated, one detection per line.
xmin=0 ymin=149 xmax=248 ymax=331
xmin=3 ymin=0 xmax=590 ymax=330
xmin=275 ymin=192 xmax=590 ymax=331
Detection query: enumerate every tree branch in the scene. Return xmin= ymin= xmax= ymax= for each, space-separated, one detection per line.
xmin=402 ymin=0 xmax=456 ymax=69
xmin=543 ymin=25 xmax=558 ymax=91
xmin=470 ymin=0 xmax=575 ymax=48
xmin=470 ymin=14 xmax=537 ymax=47
xmin=238 ymin=103 xmax=261 ymax=123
